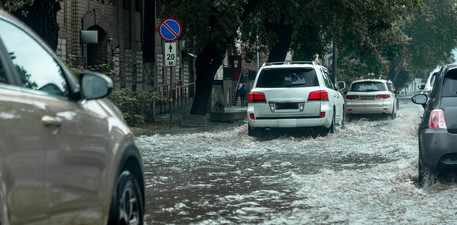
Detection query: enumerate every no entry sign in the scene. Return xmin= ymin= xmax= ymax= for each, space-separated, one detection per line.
xmin=159 ymin=18 xmax=181 ymax=42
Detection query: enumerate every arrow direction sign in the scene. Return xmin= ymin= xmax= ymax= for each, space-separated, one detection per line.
xmin=164 ymin=42 xmax=176 ymax=67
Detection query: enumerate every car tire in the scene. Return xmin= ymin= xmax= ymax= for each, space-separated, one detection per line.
xmin=390 ymin=105 xmax=397 ymax=120
xmin=108 ymin=171 xmax=144 ymax=225
xmin=418 ymin=154 xmax=437 ymax=188
xmin=340 ymin=109 xmax=346 ymax=129
xmin=329 ymin=111 xmax=336 ymax=134
xmin=248 ymin=124 xmax=262 ymax=137
xmin=319 ymin=112 xmax=335 ymax=136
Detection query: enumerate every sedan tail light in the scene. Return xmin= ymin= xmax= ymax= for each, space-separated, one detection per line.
xmin=308 ymin=91 xmax=328 ymax=101
xmin=429 ymin=109 xmax=447 ymax=129
xmin=248 ymin=92 xmax=266 ymax=103
xmin=346 ymin=95 xmax=359 ymax=100
xmin=376 ymin=95 xmax=391 ymax=99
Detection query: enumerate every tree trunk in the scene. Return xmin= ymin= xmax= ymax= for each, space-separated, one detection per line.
xmin=190 ymin=40 xmax=226 ymax=115
xmin=12 ymin=0 xmax=60 ymax=51
xmin=266 ymin=18 xmax=293 ymax=62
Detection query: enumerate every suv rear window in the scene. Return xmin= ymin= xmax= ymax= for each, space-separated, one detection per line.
xmin=350 ymin=82 xmax=387 ymax=92
xmin=442 ymin=69 xmax=457 ymax=97
xmin=256 ymin=68 xmax=319 ymax=88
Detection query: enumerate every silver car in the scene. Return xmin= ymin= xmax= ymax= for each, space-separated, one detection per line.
xmin=345 ymin=79 xmax=397 ymax=119
xmin=0 ymin=11 xmax=144 ymax=224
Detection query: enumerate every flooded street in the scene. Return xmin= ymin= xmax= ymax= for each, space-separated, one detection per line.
xmin=137 ymin=98 xmax=457 ymax=224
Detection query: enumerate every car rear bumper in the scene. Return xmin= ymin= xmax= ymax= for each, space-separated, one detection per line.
xmin=247 ymin=105 xmax=332 ymax=129
xmin=345 ymin=102 xmax=393 ymax=114
xmin=420 ymin=129 xmax=457 ymax=171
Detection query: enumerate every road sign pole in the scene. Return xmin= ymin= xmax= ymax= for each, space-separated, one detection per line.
xmin=170 ymin=66 xmax=173 ymax=128
xmin=159 ymin=18 xmax=181 ymax=129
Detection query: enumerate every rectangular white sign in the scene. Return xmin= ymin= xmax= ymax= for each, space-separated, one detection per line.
xmin=164 ymin=42 xmax=176 ymax=67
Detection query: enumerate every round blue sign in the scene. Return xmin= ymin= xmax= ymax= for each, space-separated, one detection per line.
xmin=159 ymin=18 xmax=181 ymax=42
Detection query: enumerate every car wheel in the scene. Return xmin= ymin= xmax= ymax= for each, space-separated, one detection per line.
xmin=108 ymin=171 xmax=144 ymax=225
xmin=390 ymin=105 xmax=397 ymax=120
xmin=418 ymin=155 xmax=437 ymax=188
xmin=319 ymin=112 xmax=335 ymax=136
xmin=329 ymin=112 xmax=336 ymax=134
xmin=340 ymin=109 xmax=346 ymax=129
xmin=248 ymin=124 xmax=262 ymax=137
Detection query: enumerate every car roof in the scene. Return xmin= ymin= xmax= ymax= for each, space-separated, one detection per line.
xmin=261 ymin=61 xmax=321 ymax=69
xmin=351 ymin=79 xmax=389 ymax=83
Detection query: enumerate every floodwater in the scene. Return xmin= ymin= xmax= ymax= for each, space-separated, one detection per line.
xmin=136 ymin=98 xmax=457 ymax=224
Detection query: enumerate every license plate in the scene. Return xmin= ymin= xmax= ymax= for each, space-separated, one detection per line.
xmin=360 ymin=96 xmax=375 ymax=100
xmin=276 ymin=103 xmax=299 ymax=110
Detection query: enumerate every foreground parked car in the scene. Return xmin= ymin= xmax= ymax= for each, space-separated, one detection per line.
xmin=0 ymin=11 xmax=144 ymax=224
xmin=345 ymin=79 xmax=397 ymax=119
xmin=412 ymin=63 xmax=457 ymax=187
xmin=247 ymin=61 xmax=346 ymax=136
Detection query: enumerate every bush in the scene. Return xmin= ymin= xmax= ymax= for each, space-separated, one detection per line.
xmin=110 ymin=88 xmax=171 ymax=126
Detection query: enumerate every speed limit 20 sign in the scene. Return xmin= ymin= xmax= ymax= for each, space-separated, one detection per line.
xmin=159 ymin=18 xmax=181 ymax=67
xmin=164 ymin=42 xmax=176 ymax=67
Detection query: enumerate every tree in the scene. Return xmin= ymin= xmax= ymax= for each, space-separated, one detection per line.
xmin=162 ymin=0 xmax=424 ymax=114
xmin=1 ymin=0 xmax=61 ymax=51
xmin=162 ymin=0 xmax=264 ymax=115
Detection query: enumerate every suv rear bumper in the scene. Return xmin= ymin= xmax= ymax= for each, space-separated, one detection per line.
xmin=247 ymin=109 xmax=332 ymax=129
xmin=420 ymin=129 xmax=457 ymax=171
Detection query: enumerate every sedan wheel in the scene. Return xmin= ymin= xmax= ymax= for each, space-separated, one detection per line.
xmin=418 ymin=155 xmax=437 ymax=188
xmin=108 ymin=171 xmax=144 ymax=225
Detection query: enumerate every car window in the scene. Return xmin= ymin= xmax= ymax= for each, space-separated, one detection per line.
xmin=0 ymin=20 xmax=69 ymax=97
xmin=256 ymin=68 xmax=319 ymax=88
xmin=322 ymin=70 xmax=335 ymax=89
xmin=350 ymin=81 xmax=387 ymax=92
xmin=441 ymin=69 xmax=457 ymax=97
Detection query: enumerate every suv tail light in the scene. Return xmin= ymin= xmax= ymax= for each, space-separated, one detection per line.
xmin=308 ymin=91 xmax=328 ymax=101
xmin=346 ymin=95 xmax=359 ymax=100
xmin=429 ymin=109 xmax=447 ymax=129
xmin=248 ymin=92 xmax=266 ymax=103
xmin=376 ymin=95 xmax=391 ymax=99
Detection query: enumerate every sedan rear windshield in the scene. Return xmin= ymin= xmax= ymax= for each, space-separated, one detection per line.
xmin=256 ymin=68 xmax=319 ymax=88
xmin=350 ymin=82 xmax=387 ymax=92
xmin=442 ymin=69 xmax=457 ymax=97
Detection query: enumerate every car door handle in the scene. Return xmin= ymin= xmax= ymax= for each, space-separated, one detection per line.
xmin=42 ymin=115 xmax=62 ymax=127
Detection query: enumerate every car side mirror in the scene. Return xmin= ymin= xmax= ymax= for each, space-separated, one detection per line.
xmin=80 ymin=73 xmax=113 ymax=100
xmin=411 ymin=94 xmax=428 ymax=108
xmin=418 ymin=84 xmax=425 ymax=90
xmin=336 ymin=81 xmax=346 ymax=90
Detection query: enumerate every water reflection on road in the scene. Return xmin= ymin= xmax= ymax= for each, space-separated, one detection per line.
xmin=137 ymin=98 xmax=457 ymax=224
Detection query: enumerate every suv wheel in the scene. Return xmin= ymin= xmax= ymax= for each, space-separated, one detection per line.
xmin=418 ymin=155 xmax=437 ymax=188
xmin=248 ymin=124 xmax=262 ymax=137
xmin=108 ymin=171 xmax=144 ymax=225
xmin=340 ymin=109 xmax=346 ymax=129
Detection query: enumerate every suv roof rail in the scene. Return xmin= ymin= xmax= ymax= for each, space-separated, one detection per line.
xmin=262 ymin=61 xmax=320 ymax=67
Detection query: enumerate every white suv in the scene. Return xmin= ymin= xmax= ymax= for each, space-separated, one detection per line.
xmin=247 ymin=61 xmax=346 ymax=136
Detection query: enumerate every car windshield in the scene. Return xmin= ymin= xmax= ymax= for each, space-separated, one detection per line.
xmin=442 ymin=69 xmax=457 ymax=97
xmin=350 ymin=81 xmax=387 ymax=92
xmin=256 ymin=68 xmax=319 ymax=88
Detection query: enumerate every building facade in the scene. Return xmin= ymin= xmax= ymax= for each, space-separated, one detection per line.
xmin=55 ymin=0 xmax=195 ymax=106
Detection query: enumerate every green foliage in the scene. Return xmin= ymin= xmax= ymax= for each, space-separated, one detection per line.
xmin=109 ymin=88 xmax=171 ymax=126
xmin=0 ymin=0 xmax=34 ymax=16
xmin=65 ymin=55 xmax=169 ymax=126
xmin=403 ymin=0 xmax=457 ymax=71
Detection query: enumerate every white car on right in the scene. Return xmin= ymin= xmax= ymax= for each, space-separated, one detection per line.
xmin=345 ymin=79 xmax=397 ymax=119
